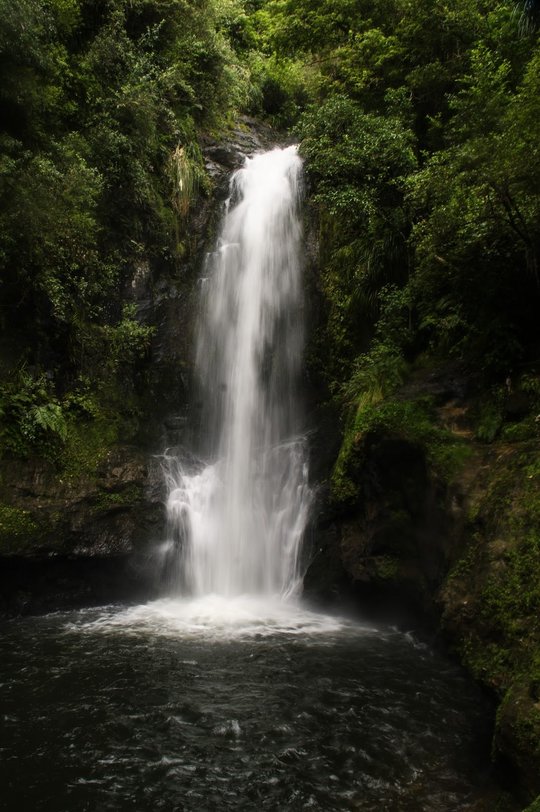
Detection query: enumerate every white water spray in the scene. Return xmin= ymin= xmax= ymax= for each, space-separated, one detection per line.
xmin=165 ymin=146 xmax=311 ymax=600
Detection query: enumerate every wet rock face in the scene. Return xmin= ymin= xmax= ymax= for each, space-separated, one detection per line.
xmin=0 ymin=448 xmax=166 ymax=616
xmin=0 ymin=448 xmax=165 ymax=560
xmin=302 ymin=364 xmax=477 ymax=613
xmin=201 ymin=116 xmax=284 ymax=188
xmin=304 ymin=431 xmax=456 ymax=614
xmin=0 ymin=447 xmax=163 ymax=557
xmin=435 ymin=437 xmax=540 ymax=800
xmin=124 ymin=117 xmax=283 ymax=448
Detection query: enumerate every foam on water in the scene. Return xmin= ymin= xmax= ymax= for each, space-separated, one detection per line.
xmin=72 ymin=597 xmax=363 ymax=641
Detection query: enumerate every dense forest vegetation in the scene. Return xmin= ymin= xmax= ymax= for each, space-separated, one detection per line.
xmin=0 ymin=0 xmax=247 ymax=463
xmin=1 ymin=0 xmax=538 ymax=471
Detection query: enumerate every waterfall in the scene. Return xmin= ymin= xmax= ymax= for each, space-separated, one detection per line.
xmin=165 ymin=145 xmax=312 ymax=599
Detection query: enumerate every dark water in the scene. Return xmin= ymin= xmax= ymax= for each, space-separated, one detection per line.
xmin=0 ymin=599 xmax=497 ymax=811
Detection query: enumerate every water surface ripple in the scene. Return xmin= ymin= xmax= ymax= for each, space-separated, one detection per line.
xmin=0 ymin=600 xmax=495 ymax=811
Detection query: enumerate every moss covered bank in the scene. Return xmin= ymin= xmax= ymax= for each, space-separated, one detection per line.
xmin=305 ymin=362 xmax=540 ymax=807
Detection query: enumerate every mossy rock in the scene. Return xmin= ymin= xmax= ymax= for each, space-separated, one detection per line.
xmin=371 ymin=554 xmax=400 ymax=581
xmin=91 ymin=483 xmax=145 ymax=515
xmin=495 ymin=680 xmax=540 ymax=796
xmin=0 ymin=505 xmax=44 ymax=554
xmin=439 ymin=435 xmax=540 ymax=795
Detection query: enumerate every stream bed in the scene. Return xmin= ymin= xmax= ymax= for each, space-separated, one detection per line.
xmin=0 ymin=598 xmax=503 ymax=811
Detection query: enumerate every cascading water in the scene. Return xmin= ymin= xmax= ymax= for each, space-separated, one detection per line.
xmin=165 ymin=145 xmax=312 ymax=600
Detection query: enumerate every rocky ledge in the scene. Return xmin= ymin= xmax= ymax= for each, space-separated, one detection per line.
xmin=0 ymin=446 xmax=166 ymax=617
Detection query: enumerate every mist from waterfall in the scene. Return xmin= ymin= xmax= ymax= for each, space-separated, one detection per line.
xmin=165 ymin=146 xmax=311 ymax=600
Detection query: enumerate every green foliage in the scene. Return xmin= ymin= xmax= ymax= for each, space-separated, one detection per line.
xmin=481 ymin=535 xmax=540 ymax=638
xmin=0 ymin=505 xmax=41 ymax=554
xmin=328 ymin=285 xmax=428 ymax=503
xmin=91 ymin=483 xmax=144 ymax=514
xmin=0 ymin=323 xmax=150 ymax=462
xmin=452 ymin=442 xmax=540 ymax=692
xmin=247 ymin=53 xmax=310 ymax=126
xmin=27 ymin=404 xmax=67 ymax=442
xmin=340 ymin=285 xmax=412 ymax=401
xmin=332 ymin=392 xmax=471 ymax=507
xmin=262 ymin=0 xmax=497 ymax=128
xmin=405 ymin=35 xmax=540 ymax=370
xmin=0 ymin=504 xmax=55 ymax=555
xmin=253 ymin=0 xmax=540 ymax=394
xmin=60 ymin=418 xmax=120 ymax=480
xmin=299 ymin=97 xmax=415 ymax=384
xmin=261 ymin=0 xmax=540 ymax=535
xmin=474 ymin=388 xmax=506 ymax=443
xmin=103 ymin=304 xmax=155 ymax=371
xmin=0 ymin=142 xmax=112 ymax=333
xmin=341 ymin=343 xmax=407 ymax=411
xmin=449 ymin=452 xmax=540 ymax=786
xmin=0 ymin=370 xmax=67 ymax=459
xmin=0 ymin=0 xmax=250 ymax=464
xmin=500 ymin=417 xmax=539 ymax=442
